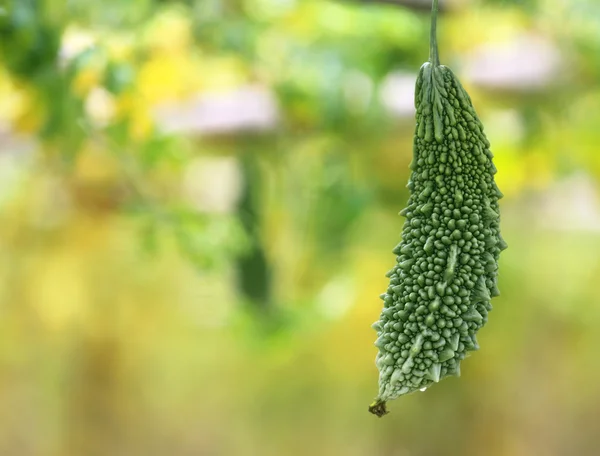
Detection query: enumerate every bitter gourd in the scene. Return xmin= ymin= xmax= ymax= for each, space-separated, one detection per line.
xmin=369 ymin=0 xmax=506 ymax=417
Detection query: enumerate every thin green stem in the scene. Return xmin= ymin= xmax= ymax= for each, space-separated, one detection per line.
xmin=430 ymin=0 xmax=440 ymax=66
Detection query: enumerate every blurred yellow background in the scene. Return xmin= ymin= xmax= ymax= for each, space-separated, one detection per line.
xmin=1 ymin=0 xmax=600 ymax=455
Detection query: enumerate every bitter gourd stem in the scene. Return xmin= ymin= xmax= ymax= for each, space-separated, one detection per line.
xmin=430 ymin=0 xmax=440 ymax=67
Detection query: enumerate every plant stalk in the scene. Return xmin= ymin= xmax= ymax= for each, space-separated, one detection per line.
xmin=430 ymin=0 xmax=440 ymax=67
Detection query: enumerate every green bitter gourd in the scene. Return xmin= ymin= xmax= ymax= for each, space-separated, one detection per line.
xmin=369 ymin=0 xmax=507 ymax=417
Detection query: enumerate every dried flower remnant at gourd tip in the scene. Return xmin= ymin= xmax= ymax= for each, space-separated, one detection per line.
xmin=369 ymin=0 xmax=506 ymax=417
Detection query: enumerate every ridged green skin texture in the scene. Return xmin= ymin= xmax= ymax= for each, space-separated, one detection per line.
xmin=370 ymin=62 xmax=506 ymax=416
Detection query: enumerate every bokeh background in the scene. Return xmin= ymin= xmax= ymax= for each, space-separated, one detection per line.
xmin=1 ymin=0 xmax=600 ymax=455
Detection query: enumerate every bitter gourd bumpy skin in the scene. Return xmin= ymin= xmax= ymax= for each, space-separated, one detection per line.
xmin=369 ymin=0 xmax=506 ymax=417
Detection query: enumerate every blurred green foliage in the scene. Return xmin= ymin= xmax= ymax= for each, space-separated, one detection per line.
xmin=0 ymin=0 xmax=600 ymax=455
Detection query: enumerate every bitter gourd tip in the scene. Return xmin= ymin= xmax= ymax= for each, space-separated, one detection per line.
xmin=369 ymin=399 xmax=388 ymax=417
